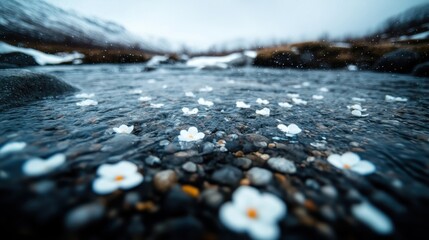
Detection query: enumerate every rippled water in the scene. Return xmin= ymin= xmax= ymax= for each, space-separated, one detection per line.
xmin=1 ymin=64 xmax=428 ymax=238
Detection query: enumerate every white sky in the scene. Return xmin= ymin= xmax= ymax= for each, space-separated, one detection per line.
xmin=46 ymin=0 xmax=428 ymax=50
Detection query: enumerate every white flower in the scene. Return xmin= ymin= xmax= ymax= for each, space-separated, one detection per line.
xmin=351 ymin=110 xmax=369 ymax=117
xmin=150 ymin=103 xmax=164 ymax=108
xmin=113 ymin=124 xmax=134 ymax=134
xmin=278 ymin=102 xmax=292 ymax=108
xmin=327 ymin=152 xmax=376 ymax=175
xmin=312 ymin=95 xmax=324 ymax=100
xmin=347 ymin=104 xmax=366 ymax=111
xmin=277 ymin=124 xmax=302 ymax=135
xmin=0 ymin=142 xmax=26 ymax=154
xmin=182 ymin=107 xmax=199 ymax=115
xmin=352 ymin=97 xmax=366 ymax=102
xmin=256 ymin=108 xmax=270 ymax=116
xmin=76 ymin=99 xmax=98 ymax=106
xmin=385 ymin=95 xmax=407 ymax=102
xmin=199 ymin=86 xmax=213 ymax=92
xmin=22 ymin=153 xmax=66 ymax=176
xmin=352 ymin=202 xmax=393 ymax=235
xmin=138 ymin=96 xmax=152 ymax=102
xmin=319 ymin=87 xmax=329 ymax=92
xmin=236 ymin=101 xmax=251 ymax=108
xmin=292 ymin=98 xmax=307 ymax=105
xmin=198 ymin=98 xmax=214 ymax=107
xmin=287 ymin=93 xmax=299 ymax=98
xmin=219 ymin=186 xmax=286 ymax=240
xmin=92 ymin=161 xmax=143 ymax=195
xmin=129 ymin=89 xmax=143 ymax=94
xmin=178 ymin=127 xmax=205 ymax=142
xmin=75 ymin=93 xmax=95 ymax=98
xmin=185 ymin=92 xmax=196 ymax=98
xmin=256 ymin=98 xmax=269 ymax=105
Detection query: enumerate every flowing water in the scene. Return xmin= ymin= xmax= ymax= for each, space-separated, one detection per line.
xmin=1 ymin=64 xmax=428 ymax=239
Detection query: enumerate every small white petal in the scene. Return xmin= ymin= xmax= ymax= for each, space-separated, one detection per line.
xmin=341 ymin=152 xmax=361 ymax=166
xmin=0 ymin=142 xmax=26 ymax=154
xmin=188 ymin=127 xmax=198 ymax=134
xmin=277 ymin=124 xmax=288 ymax=132
xmin=93 ymin=178 xmax=120 ymax=194
xmin=256 ymin=98 xmax=269 ymax=105
xmin=75 ymin=93 xmax=95 ymax=98
xmin=256 ymin=108 xmax=270 ymax=116
xmin=45 ymin=153 xmax=66 ymax=169
xmin=118 ymin=172 xmax=143 ymax=189
xmin=248 ymin=221 xmax=279 ymax=240
xmin=233 ymin=186 xmax=261 ymax=211
xmin=327 ymin=154 xmax=344 ymax=169
xmin=287 ymin=93 xmax=300 ymax=98
xmin=185 ymin=92 xmax=196 ymax=98
xmin=76 ymin=99 xmax=98 ymax=106
xmin=312 ymin=95 xmax=324 ymax=100
xmin=219 ymin=202 xmax=250 ymax=232
xmin=287 ymin=124 xmax=302 ymax=135
xmin=138 ymin=96 xmax=152 ymax=102
xmin=352 ymin=202 xmax=393 ymax=235
xmin=258 ymin=193 xmax=287 ymax=222
xmin=351 ymin=160 xmax=376 ymax=175
xmin=278 ymin=102 xmax=292 ymax=108
xmin=22 ymin=158 xmax=48 ymax=176
xmin=236 ymin=101 xmax=251 ymax=108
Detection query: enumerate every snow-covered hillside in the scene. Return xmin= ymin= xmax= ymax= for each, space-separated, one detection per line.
xmin=0 ymin=0 xmax=170 ymax=52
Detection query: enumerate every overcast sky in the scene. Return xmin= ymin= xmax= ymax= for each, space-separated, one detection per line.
xmin=46 ymin=0 xmax=427 ymax=50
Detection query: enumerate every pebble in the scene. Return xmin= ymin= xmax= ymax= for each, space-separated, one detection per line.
xmin=267 ymin=157 xmax=297 ymax=173
xmin=232 ymin=157 xmax=252 ymax=170
xmin=154 ymin=170 xmax=177 ymax=192
xmin=65 ymin=203 xmax=105 ymax=230
xmin=182 ymin=161 xmax=197 ymax=173
xmin=145 ymin=155 xmax=161 ymax=166
xmin=211 ymin=166 xmax=243 ymax=187
xmin=181 ymin=185 xmax=200 ymax=198
xmin=247 ymin=167 xmax=273 ymax=186
xmin=305 ymin=179 xmax=320 ymax=189
xmin=321 ymin=185 xmax=337 ymax=198
xmin=202 ymin=142 xmax=215 ymax=153
xmin=201 ymin=189 xmax=223 ymax=208
xmin=352 ymin=202 xmax=393 ymax=235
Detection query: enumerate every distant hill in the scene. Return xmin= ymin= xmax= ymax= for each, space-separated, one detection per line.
xmin=0 ymin=0 xmax=171 ymax=53
xmin=369 ymin=3 xmax=429 ymax=41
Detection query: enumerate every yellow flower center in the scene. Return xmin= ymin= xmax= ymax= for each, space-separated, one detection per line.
xmin=114 ymin=175 xmax=125 ymax=181
xmin=246 ymin=208 xmax=258 ymax=219
xmin=188 ymin=134 xmax=194 ymax=139
xmin=343 ymin=164 xmax=351 ymax=169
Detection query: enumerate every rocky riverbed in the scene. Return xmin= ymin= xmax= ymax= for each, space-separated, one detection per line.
xmin=0 ymin=64 xmax=428 ymax=239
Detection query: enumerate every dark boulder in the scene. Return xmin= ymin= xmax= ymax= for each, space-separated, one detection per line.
xmin=412 ymin=62 xmax=429 ymax=78
xmin=0 ymin=52 xmax=39 ymax=67
xmin=0 ymin=69 xmax=78 ymax=109
xmin=373 ymin=49 xmax=420 ymax=73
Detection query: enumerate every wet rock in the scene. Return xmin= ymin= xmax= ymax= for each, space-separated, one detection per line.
xmin=0 ymin=69 xmax=78 ymax=109
xmin=244 ymin=134 xmax=269 ymax=148
xmin=163 ymin=186 xmax=193 ymax=215
xmin=267 ymin=157 xmax=297 ymax=173
xmin=232 ymin=157 xmax=252 ymax=170
xmin=202 ymin=142 xmax=215 ymax=154
xmin=247 ymin=167 xmax=273 ymax=186
xmin=154 ymin=170 xmax=177 ymax=192
xmin=201 ymin=189 xmax=223 ymax=208
xmin=65 ymin=203 xmax=105 ymax=230
xmin=182 ymin=161 xmax=197 ymax=173
xmin=0 ymin=52 xmax=38 ymax=67
xmin=212 ymin=166 xmax=243 ymax=187
xmin=145 ymin=155 xmax=161 ymax=166
xmin=153 ymin=215 xmax=203 ymax=240
xmin=373 ymin=49 xmax=420 ymax=73
xmin=412 ymin=61 xmax=429 ymax=78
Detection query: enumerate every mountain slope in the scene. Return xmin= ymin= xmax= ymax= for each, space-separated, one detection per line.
xmin=0 ymin=0 xmax=169 ymax=53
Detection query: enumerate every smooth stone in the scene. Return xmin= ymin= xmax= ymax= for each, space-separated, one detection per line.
xmin=373 ymin=49 xmax=419 ymax=73
xmin=232 ymin=157 xmax=252 ymax=170
xmin=0 ymin=69 xmax=78 ymax=109
xmin=201 ymin=189 xmax=223 ymax=208
xmin=65 ymin=203 xmax=105 ymax=230
xmin=267 ymin=157 xmax=297 ymax=173
xmin=202 ymin=142 xmax=215 ymax=154
xmin=154 ymin=170 xmax=177 ymax=192
xmin=211 ymin=166 xmax=243 ymax=187
xmin=247 ymin=167 xmax=273 ymax=186
xmin=182 ymin=161 xmax=197 ymax=173
xmin=145 ymin=155 xmax=161 ymax=166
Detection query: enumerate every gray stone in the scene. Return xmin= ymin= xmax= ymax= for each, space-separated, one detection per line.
xmin=0 ymin=52 xmax=38 ymax=67
xmin=65 ymin=203 xmax=105 ymax=230
xmin=201 ymin=189 xmax=223 ymax=208
xmin=202 ymin=142 xmax=215 ymax=153
xmin=267 ymin=157 xmax=297 ymax=173
xmin=247 ymin=167 xmax=273 ymax=186
xmin=212 ymin=166 xmax=243 ymax=186
xmin=373 ymin=49 xmax=420 ymax=73
xmin=182 ymin=161 xmax=197 ymax=173
xmin=412 ymin=61 xmax=429 ymax=78
xmin=0 ymin=69 xmax=78 ymax=109
xmin=232 ymin=157 xmax=252 ymax=170
xmin=145 ymin=155 xmax=161 ymax=166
